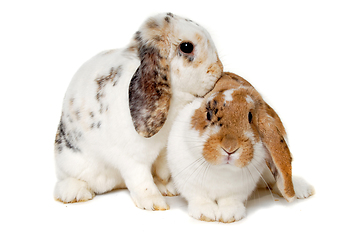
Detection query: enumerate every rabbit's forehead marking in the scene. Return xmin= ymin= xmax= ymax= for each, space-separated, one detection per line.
xmin=223 ymin=89 xmax=235 ymax=103
xmin=246 ymin=95 xmax=254 ymax=104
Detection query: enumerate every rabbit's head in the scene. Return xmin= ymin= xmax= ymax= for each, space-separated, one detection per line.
xmin=129 ymin=13 xmax=223 ymax=138
xmin=190 ymin=72 xmax=295 ymax=202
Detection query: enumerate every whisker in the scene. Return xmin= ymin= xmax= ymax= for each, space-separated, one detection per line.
xmin=181 ymin=157 xmax=207 ymax=188
xmin=187 ymin=145 xmax=205 ymax=151
xmin=243 ymin=169 xmax=250 ymax=204
xmin=200 ymin=162 xmax=211 ymax=188
xmin=245 ymin=166 xmax=261 ymax=205
xmin=249 ymin=163 xmax=275 ymax=202
xmin=171 ymin=156 xmax=204 ymax=180
xmin=243 ymin=168 xmax=249 ymax=207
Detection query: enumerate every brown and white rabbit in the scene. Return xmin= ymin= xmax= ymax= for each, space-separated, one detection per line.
xmin=167 ymin=72 xmax=314 ymax=222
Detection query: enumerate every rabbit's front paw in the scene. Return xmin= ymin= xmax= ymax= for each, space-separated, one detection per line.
xmin=154 ymin=177 xmax=178 ymax=197
xmin=188 ymin=199 xmax=219 ymax=222
xmin=130 ymin=189 xmax=169 ymax=211
xmin=217 ymin=199 xmax=246 ymax=223
xmin=292 ymin=176 xmax=315 ymax=199
xmin=54 ymin=178 xmax=95 ymax=203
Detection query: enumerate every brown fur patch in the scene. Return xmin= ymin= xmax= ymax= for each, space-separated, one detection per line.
xmin=146 ymin=18 xmax=160 ymax=29
xmin=195 ymin=33 xmax=204 ymax=43
xmin=199 ymin=215 xmax=216 ymax=222
xmin=206 ymin=56 xmax=223 ymax=75
xmin=258 ymin=113 xmax=294 ymax=199
xmin=153 ymin=204 xmax=170 ymax=211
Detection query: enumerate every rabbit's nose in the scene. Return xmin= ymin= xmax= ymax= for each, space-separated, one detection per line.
xmin=222 ymin=147 xmax=239 ymax=156
xmin=221 ymin=134 xmax=239 ymax=155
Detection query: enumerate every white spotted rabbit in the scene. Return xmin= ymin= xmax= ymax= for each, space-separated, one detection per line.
xmin=54 ymin=13 xmax=223 ymax=210
xmin=167 ymin=72 xmax=314 ymax=222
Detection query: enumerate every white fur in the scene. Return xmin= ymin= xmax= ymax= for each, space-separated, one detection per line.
xmin=292 ymin=176 xmax=315 ymax=198
xmin=167 ymin=100 xmax=268 ymax=222
xmin=246 ymin=95 xmax=254 ymax=104
xmin=54 ymin=13 xmax=222 ymax=210
xmin=223 ymin=89 xmax=235 ymax=103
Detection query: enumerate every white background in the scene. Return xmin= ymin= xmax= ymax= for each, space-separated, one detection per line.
xmin=1 ymin=0 xmax=359 ymax=239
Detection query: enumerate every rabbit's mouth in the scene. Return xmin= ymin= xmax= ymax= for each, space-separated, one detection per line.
xmin=219 ymin=148 xmax=242 ymax=166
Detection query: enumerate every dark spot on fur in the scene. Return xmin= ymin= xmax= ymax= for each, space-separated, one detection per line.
xmin=135 ymin=31 xmax=142 ymax=42
xmin=206 ymin=100 xmax=224 ymax=126
xmin=90 ymin=112 xmax=95 ymax=118
xmin=126 ymin=45 xmax=137 ymax=53
xmin=99 ymin=104 xmax=103 ymax=114
xmin=147 ymin=19 xmax=159 ymax=29
xmin=97 ymin=122 xmax=101 ymax=128
xmin=55 ymin=118 xmax=81 ymax=153
xmin=167 ymin=12 xmax=174 ymax=18
xmin=185 ymin=18 xmax=199 ymax=26
xmin=75 ymin=110 xmax=81 ymax=120
xmin=153 ymin=35 xmax=162 ymax=42
xmin=95 ymin=67 xmax=121 ymax=114
xmin=90 ymin=123 xmax=95 ymax=129
xmin=95 ymin=66 xmax=122 ymax=102
xmin=67 ymin=114 xmax=73 ymax=123
xmin=178 ymin=50 xmax=194 ymax=62
xmin=186 ymin=55 xmax=194 ymax=62
xmin=165 ymin=16 xmax=170 ymax=23
xmin=206 ymin=111 xmax=212 ymax=121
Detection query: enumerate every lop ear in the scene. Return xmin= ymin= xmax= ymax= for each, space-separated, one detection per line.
xmin=129 ymin=42 xmax=171 ymax=138
xmin=129 ymin=13 xmax=174 ymax=138
xmin=257 ymin=103 xmax=295 ymax=202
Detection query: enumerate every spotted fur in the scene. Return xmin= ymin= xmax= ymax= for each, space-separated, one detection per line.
xmin=129 ymin=38 xmax=171 ymax=138
xmin=55 ymin=116 xmax=81 ymax=153
xmin=95 ymin=66 xmax=122 ymax=101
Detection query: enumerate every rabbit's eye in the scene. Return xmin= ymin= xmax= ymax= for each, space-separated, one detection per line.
xmin=180 ymin=42 xmax=194 ymax=54
xmin=248 ymin=112 xmax=253 ymax=123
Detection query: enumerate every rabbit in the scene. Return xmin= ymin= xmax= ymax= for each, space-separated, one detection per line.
xmin=53 ymin=12 xmax=223 ymax=210
xmin=167 ymin=72 xmax=314 ymax=222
